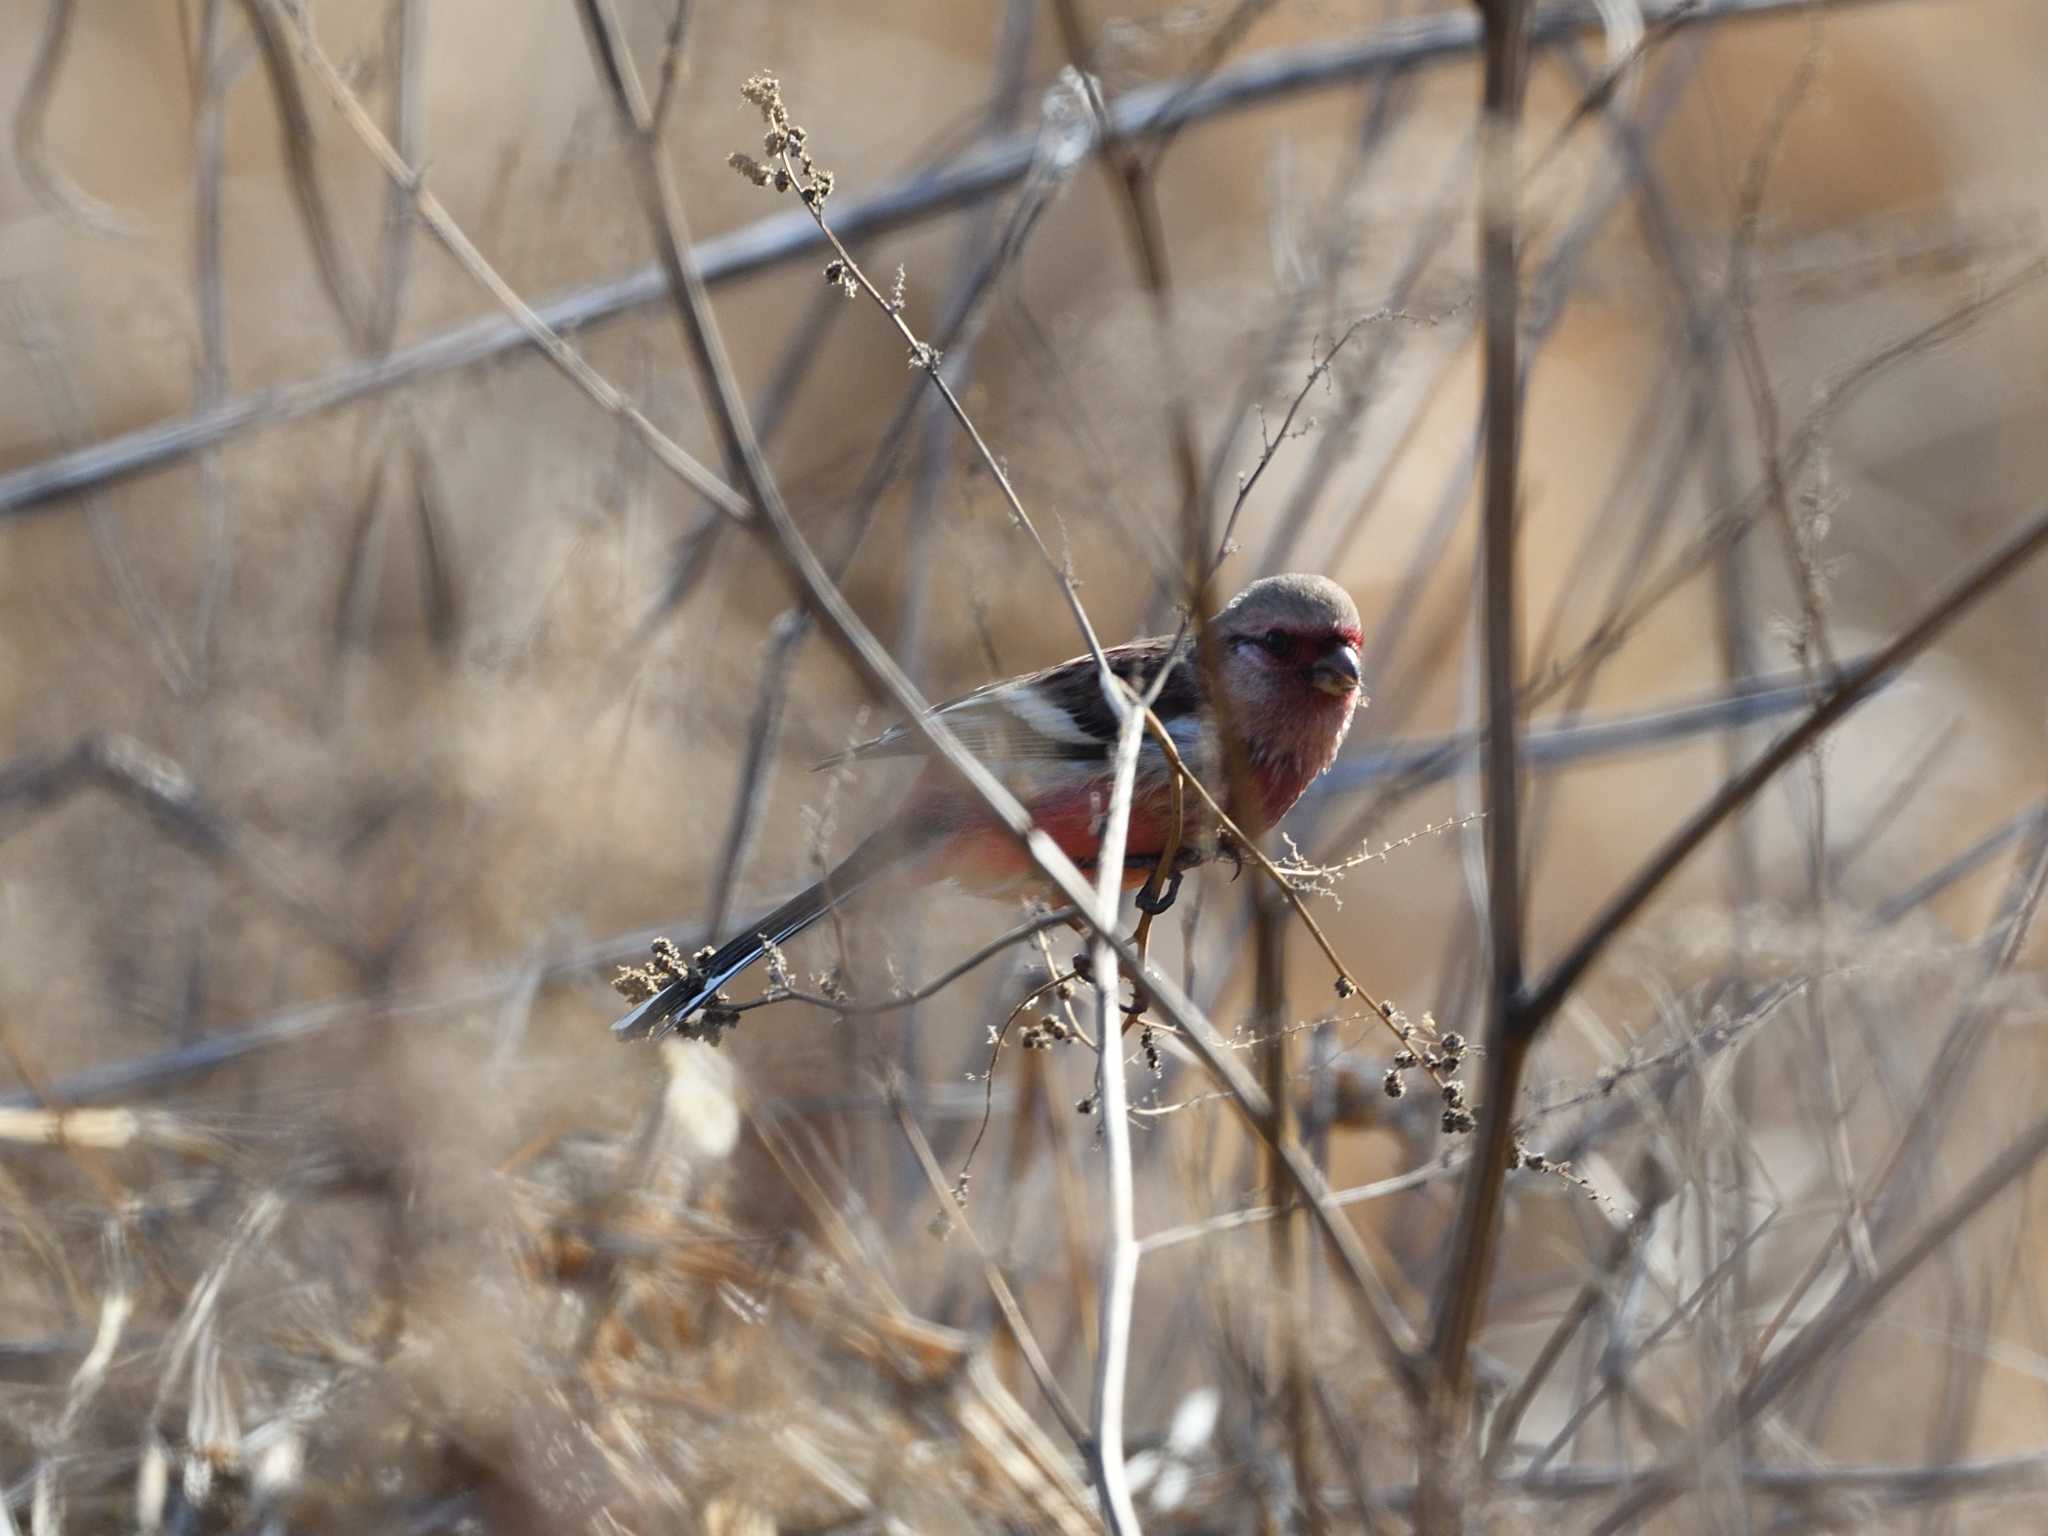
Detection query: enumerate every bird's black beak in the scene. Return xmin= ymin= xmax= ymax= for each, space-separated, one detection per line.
xmin=1311 ymin=643 xmax=1362 ymax=697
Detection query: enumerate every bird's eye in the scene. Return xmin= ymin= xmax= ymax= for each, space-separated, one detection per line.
xmin=1261 ymin=628 xmax=1290 ymax=655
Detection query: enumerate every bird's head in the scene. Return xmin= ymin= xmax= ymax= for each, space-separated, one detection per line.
xmin=1211 ymin=573 xmax=1365 ymax=771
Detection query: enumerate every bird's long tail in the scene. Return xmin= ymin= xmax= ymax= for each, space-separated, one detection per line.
xmin=611 ymin=827 xmax=908 ymax=1041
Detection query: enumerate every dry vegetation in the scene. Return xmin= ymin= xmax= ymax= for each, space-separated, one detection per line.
xmin=3 ymin=0 xmax=2047 ymax=1531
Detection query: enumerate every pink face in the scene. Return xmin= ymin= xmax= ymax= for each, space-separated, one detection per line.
xmin=1230 ymin=618 xmax=1365 ymax=706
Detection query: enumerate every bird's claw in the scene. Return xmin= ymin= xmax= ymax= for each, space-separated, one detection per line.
xmin=1216 ymin=836 xmax=1244 ymax=881
xmin=1134 ymin=867 xmax=1184 ymax=916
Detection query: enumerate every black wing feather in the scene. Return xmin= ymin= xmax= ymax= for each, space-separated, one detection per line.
xmin=815 ymin=635 xmax=1200 ymax=769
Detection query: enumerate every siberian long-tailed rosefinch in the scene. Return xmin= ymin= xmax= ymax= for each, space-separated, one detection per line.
xmin=613 ymin=574 xmax=1363 ymax=1039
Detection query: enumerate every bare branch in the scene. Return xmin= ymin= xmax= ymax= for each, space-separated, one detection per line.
xmin=0 ymin=735 xmax=362 ymax=971
xmin=887 ymin=1081 xmax=1089 ymax=1451
xmin=1420 ymin=4 xmax=1535 ymax=1519
xmin=13 ymin=0 xmax=136 ymax=235
xmin=0 ymin=0 xmax=1916 ymax=521
xmin=259 ymin=0 xmax=749 ymax=522
xmin=1527 ymin=498 xmax=2048 ymax=1023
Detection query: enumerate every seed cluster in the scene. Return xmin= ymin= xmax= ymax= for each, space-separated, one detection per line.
xmin=1374 ymin=1003 xmax=1480 ymax=1135
xmin=611 ymin=938 xmax=743 ymax=1045
xmin=1019 ymin=1014 xmax=1073 ymax=1051
xmin=729 ymin=74 xmax=835 ymax=208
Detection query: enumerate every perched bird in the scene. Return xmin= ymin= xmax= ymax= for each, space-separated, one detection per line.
xmin=612 ymin=574 xmax=1363 ymax=1039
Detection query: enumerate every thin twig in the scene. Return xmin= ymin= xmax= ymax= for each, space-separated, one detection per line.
xmin=887 ymin=1081 xmax=1089 ymax=1450
xmin=1867 ymin=802 xmax=2047 ymax=928
xmin=189 ymin=0 xmax=236 ymax=687
xmin=736 ymin=908 xmax=1079 ymax=1017
xmin=1741 ymin=817 xmax=2048 ymax=1375
xmin=1482 ymin=1159 xmax=1672 ymax=1472
xmin=894 ymin=0 xmax=1038 ymax=674
xmin=1050 ymin=0 xmax=1206 ymax=569
xmin=1589 ymin=1100 xmax=2048 ymax=1532
xmin=752 ymin=90 xmax=1117 ymax=680
xmin=1309 ymin=659 xmax=1874 ymax=798
xmin=0 ymin=735 xmax=359 ymax=963
xmin=3 ymin=284 xmax=194 ymax=697
xmin=1140 ymin=1158 xmax=1459 ymax=1255
xmin=14 ymin=0 xmax=136 ymax=235
xmin=1523 ymin=1211 xmax=1783 ymax=1475
xmin=261 ymin=0 xmax=748 ymax=521
xmin=1364 ymin=1446 xmax=2048 ymax=1511
xmin=1526 ymin=498 xmax=2048 ymax=1023
xmin=364 ymin=0 xmax=425 ymax=355
xmin=236 ymin=0 xmax=373 ymax=345
xmin=1420 ymin=4 xmax=1535 ymax=1520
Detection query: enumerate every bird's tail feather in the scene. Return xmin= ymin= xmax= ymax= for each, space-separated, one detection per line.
xmin=611 ymin=829 xmax=905 ymax=1040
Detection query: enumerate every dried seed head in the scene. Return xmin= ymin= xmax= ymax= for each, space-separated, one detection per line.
xmin=1441 ymin=1080 xmax=1467 ymax=1109
xmin=1334 ymin=976 xmax=1356 ymax=999
xmin=1022 ymin=1012 xmax=1070 ymax=1051
xmin=611 ymin=965 xmax=658 ymax=1004
xmin=1391 ymin=1049 xmax=1417 ymax=1071
xmin=683 ymin=1000 xmax=743 ymax=1049
xmin=1440 ymin=1031 xmax=1466 ymax=1059
xmin=1382 ymin=1068 xmax=1406 ymax=1099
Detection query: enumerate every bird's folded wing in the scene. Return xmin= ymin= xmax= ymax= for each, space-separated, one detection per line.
xmin=815 ymin=637 xmax=1199 ymax=769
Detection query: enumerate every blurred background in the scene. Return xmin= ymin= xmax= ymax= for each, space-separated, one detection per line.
xmin=2 ymin=0 xmax=2045 ymax=1530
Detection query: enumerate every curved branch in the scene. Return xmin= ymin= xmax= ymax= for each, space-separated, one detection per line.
xmin=14 ymin=0 xmax=136 ymax=236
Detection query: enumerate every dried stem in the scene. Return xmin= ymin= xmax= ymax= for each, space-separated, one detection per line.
xmin=262 ymin=0 xmax=749 ymax=521
xmin=0 ymin=0 xmax=1921 ymax=524
xmin=1087 ymin=706 xmax=1149 ymax=1534
xmin=1527 ymin=497 xmax=2048 ymax=1023
xmin=887 ymin=1082 xmax=1089 ymax=1450
xmin=1420 ymin=2 xmax=1535 ymax=1521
